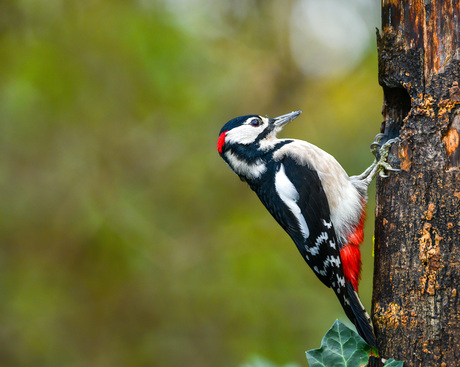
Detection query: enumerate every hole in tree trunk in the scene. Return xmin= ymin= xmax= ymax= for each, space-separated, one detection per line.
xmin=381 ymin=85 xmax=412 ymax=139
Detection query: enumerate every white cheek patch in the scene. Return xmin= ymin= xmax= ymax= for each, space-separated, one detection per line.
xmin=225 ymin=118 xmax=266 ymax=145
xmin=275 ymin=163 xmax=310 ymax=239
xmin=225 ymin=151 xmax=267 ymax=179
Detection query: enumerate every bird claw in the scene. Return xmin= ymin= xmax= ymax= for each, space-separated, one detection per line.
xmin=370 ymin=119 xmax=399 ymax=157
xmin=370 ymin=133 xmax=387 ymax=156
xmin=380 ymin=138 xmax=399 ymax=152
xmin=357 ymin=122 xmax=400 ymax=183
xmin=378 ymin=164 xmax=400 ymax=178
xmin=370 ymin=143 xmax=381 ymax=155
xmin=375 ymin=138 xmax=400 ymax=177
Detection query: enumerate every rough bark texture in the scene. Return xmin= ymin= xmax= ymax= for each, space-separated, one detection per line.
xmin=372 ymin=1 xmax=460 ymax=366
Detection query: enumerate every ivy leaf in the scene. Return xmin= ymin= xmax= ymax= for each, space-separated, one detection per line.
xmin=306 ymin=320 xmax=375 ymax=367
xmin=383 ymin=358 xmax=404 ymax=367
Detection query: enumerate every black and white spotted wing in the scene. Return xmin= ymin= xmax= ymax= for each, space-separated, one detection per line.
xmin=254 ymin=155 xmax=345 ymax=289
xmin=251 ymin=155 xmax=375 ymax=349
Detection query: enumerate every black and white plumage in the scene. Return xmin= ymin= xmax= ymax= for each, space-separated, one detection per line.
xmin=217 ymin=111 xmax=396 ymax=349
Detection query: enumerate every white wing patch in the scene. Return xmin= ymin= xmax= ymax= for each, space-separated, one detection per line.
xmin=313 ymin=266 xmax=327 ymax=277
xmin=312 ymin=232 xmax=328 ymax=254
xmin=305 ymin=232 xmax=327 ymax=256
xmin=273 ymin=139 xmax=364 ymax=244
xmin=327 ymin=255 xmax=341 ymax=268
xmin=274 ymin=163 xmax=310 ymax=239
xmin=322 ymin=219 xmax=332 ymax=229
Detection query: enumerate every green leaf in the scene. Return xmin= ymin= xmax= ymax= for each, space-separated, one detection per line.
xmin=383 ymin=358 xmax=404 ymax=367
xmin=306 ymin=320 xmax=373 ymax=367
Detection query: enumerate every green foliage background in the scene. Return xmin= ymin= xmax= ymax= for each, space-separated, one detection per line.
xmin=0 ymin=1 xmax=381 ymax=366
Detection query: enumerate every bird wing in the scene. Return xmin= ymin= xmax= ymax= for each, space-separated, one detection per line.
xmin=256 ymin=156 xmax=345 ymax=289
xmin=251 ymin=152 xmax=375 ymax=348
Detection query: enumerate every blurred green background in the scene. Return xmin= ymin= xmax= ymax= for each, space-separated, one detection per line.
xmin=0 ymin=1 xmax=382 ymax=366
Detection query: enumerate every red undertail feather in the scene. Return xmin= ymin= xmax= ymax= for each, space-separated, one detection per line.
xmin=340 ymin=208 xmax=366 ymax=291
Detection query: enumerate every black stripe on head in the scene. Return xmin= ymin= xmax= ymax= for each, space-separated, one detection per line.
xmin=219 ymin=115 xmax=260 ymax=136
xmin=253 ymin=125 xmax=273 ymax=144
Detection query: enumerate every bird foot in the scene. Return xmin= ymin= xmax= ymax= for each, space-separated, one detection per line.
xmin=354 ymin=137 xmax=400 ymax=184
xmin=375 ymin=138 xmax=400 ymax=178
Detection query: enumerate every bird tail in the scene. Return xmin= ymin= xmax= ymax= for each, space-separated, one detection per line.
xmin=346 ymin=281 xmax=376 ymax=347
xmin=334 ymin=281 xmax=376 ymax=366
xmin=335 ymin=280 xmax=376 ymax=348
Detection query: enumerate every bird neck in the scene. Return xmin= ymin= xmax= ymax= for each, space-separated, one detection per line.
xmin=223 ymin=144 xmax=268 ymax=182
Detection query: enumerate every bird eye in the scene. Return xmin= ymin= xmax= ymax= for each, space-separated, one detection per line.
xmin=250 ymin=118 xmax=261 ymax=127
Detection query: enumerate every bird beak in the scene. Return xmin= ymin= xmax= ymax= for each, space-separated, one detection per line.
xmin=272 ymin=110 xmax=302 ymax=128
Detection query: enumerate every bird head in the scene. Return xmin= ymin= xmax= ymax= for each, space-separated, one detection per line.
xmin=217 ymin=111 xmax=302 ymax=155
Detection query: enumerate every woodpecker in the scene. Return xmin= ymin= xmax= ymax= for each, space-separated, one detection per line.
xmin=217 ymin=110 xmax=397 ymax=349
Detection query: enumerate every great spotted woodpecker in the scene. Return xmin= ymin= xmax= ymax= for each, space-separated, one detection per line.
xmin=217 ymin=111 xmax=397 ymax=348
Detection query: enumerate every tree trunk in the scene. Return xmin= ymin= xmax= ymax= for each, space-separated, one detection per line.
xmin=372 ymin=1 xmax=460 ymax=366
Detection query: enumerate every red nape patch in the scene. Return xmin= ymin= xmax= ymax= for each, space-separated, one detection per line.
xmin=340 ymin=243 xmax=362 ymax=292
xmin=217 ymin=131 xmax=227 ymax=154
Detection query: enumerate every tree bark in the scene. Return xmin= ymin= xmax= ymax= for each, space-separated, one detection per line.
xmin=372 ymin=1 xmax=460 ymax=366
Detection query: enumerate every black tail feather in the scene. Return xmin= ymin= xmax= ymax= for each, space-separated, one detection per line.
xmin=345 ymin=281 xmax=376 ymax=348
xmin=335 ymin=281 xmax=377 ymax=366
xmin=345 ymin=282 xmax=377 ymax=367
